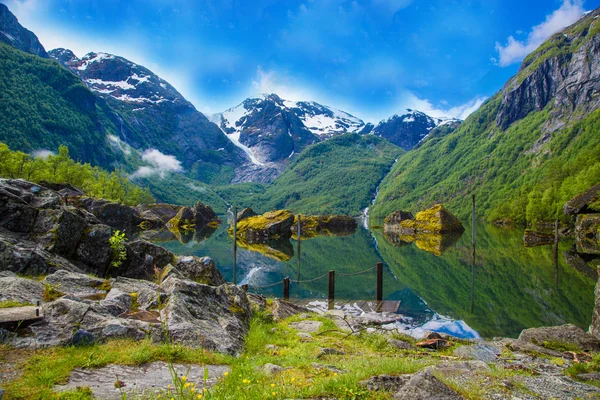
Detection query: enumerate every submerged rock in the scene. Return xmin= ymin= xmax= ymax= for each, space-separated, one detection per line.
xmin=576 ymin=214 xmax=600 ymax=254
xmin=523 ymin=229 xmax=555 ymax=247
xmin=292 ymin=215 xmax=357 ymax=238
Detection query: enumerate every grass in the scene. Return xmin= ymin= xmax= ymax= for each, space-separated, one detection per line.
xmin=0 ymin=309 xmax=551 ymax=399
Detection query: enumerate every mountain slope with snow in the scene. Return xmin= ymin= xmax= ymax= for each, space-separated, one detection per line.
xmin=49 ymin=48 xmax=248 ymax=184
xmin=212 ymin=94 xmax=368 ymax=166
xmin=372 ymin=109 xmax=462 ymax=151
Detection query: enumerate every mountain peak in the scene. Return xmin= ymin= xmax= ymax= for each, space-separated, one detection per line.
xmin=49 ymin=49 xmax=189 ymax=106
xmin=0 ymin=3 xmax=48 ymax=57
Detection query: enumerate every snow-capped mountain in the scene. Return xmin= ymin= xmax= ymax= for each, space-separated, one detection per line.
xmin=372 ymin=109 xmax=461 ymax=150
xmin=49 ymin=49 xmax=186 ymax=106
xmin=212 ymin=93 xmax=367 ymax=166
xmin=49 ymin=48 xmax=247 ymax=179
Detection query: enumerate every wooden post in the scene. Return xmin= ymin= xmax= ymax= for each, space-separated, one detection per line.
xmin=328 ymin=270 xmax=335 ymax=309
xmin=241 ymin=284 xmax=248 ymax=292
xmin=376 ymin=262 xmax=383 ymax=312
xmin=283 ymin=277 xmax=290 ymax=300
xmin=233 ymin=207 xmax=237 ymax=285
xmin=36 ymin=300 xmax=40 ymax=317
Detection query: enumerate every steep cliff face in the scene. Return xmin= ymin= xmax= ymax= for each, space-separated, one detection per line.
xmin=0 ymin=3 xmax=47 ymax=58
xmin=496 ymin=9 xmax=600 ymax=129
xmin=372 ymin=8 xmax=600 ymax=224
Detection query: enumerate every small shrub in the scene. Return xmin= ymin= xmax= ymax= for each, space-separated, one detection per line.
xmin=108 ymin=230 xmax=127 ymax=271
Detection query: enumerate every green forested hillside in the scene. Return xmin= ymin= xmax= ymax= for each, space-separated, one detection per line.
xmin=0 ymin=43 xmax=115 ymax=166
xmin=220 ymin=133 xmax=402 ymax=216
xmin=0 ymin=143 xmax=153 ymax=205
xmin=371 ymin=95 xmax=600 ymax=225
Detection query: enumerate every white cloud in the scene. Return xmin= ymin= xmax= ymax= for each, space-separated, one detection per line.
xmin=383 ymin=92 xmax=487 ymax=122
xmin=130 ymin=149 xmax=182 ymax=179
xmin=495 ymin=0 xmax=585 ymax=67
xmin=31 ymin=149 xmax=55 ymax=158
xmin=250 ymin=66 xmax=316 ymax=101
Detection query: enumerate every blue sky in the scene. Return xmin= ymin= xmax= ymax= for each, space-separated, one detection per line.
xmin=2 ymin=0 xmax=598 ymax=122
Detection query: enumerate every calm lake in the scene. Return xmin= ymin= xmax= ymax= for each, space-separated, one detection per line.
xmin=155 ymin=217 xmax=596 ymax=340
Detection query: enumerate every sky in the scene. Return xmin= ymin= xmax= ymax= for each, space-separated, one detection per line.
xmin=2 ymin=0 xmax=599 ymax=122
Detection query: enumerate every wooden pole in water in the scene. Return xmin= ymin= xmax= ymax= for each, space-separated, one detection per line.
xmin=233 ymin=207 xmax=237 ymax=285
xmin=328 ymin=270 xmax=335 ymax=310
xmin=554 ymin=219 xmax=559 ymax=289
xmin=376 ymin=262 xmax=383 ymax=312
xmin=283 ymin=277 xmax=290 ymax=300
xmin=297 ymin=215 xmax=301 ymax=282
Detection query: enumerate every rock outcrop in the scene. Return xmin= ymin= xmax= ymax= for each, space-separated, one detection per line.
xmin=564 ymin=183 xmax=600 ymax=215
xmin=0 ymin=179 xmax=217 ymax=279
xmin=576 ymin=214 xmax=600 ymax=254
xmin=233 ymin=210 xmax=295 ymax=240
xmin=4 ymin=267 xmax=249 ymax=355
xmin=384 ymin=204 xmax=464 ymax=235
xmin=292 ymin=215 xmax=358 ymax=238
xmin=496 ymin=9 xmax=600 ymax=129
xmin=0 ymin=3 xmax=48 ymax=57
xmin=523 ymin=229 xmax=555 ymax=247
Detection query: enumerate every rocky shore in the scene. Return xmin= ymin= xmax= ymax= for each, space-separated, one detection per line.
xmin=2 ymin=178 xmax=600 ymax=399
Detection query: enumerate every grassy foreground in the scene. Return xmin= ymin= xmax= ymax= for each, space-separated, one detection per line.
xmin=2 ymin=310 xmax=596 ymax=399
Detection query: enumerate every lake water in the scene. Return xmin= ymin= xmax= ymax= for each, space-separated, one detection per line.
xmin=156 ymin=218 xmax=596 ymax=340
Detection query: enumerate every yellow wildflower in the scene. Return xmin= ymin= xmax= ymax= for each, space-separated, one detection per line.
xmin=271 ymin=383 xmax=275 ymax=388
xmin=185 ymin=383 xmax=191 ymax=388
xmin=223 ymin=371 xmax=229 ymax=377
xmin=272 ymin=392 xmax=276 ymax=397
xmin=197 ymin=395 xmax=203 ymax=399
xmin=181 ymin=375 xmax=187 ymax=382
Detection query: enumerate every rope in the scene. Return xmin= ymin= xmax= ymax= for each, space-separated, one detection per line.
xmin=248 ymin=280 xmax=284 ymax=289
xmin=290 ymin=272 xmax=329 ymax=284
xmin=337 ymin=264 xmax=378 ymax=277
xmin=247 ymin=265 xmax=379 ymax=288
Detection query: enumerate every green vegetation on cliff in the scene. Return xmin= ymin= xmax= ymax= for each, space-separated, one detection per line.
xmin=0 ymin=142 xmax=153 ymax=205
xmin=371 ymin=96 xmax=600 ymax=225
xmin=0 ymin=42 xmax=115 ymax=166
xmin=223 ymin=134 xmax=402 ymax=216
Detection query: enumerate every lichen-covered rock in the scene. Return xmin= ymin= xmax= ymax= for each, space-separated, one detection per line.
xmin=292 ymin=215 xmax=357 ymax=238
xmin=174 ymin=256 xmax=225 ymax=285
xmin=76 ymin=199 xmax=146 ymax=235
xmin=576 ymin=214 xmax=600 ymax=254
xmin=518 ymin=324 xmax=600 ymax=351
xmin=270 ymin=298 xmax=311 ymax=321
xmin=0 ymin=275 xmax=44 ymax=304
xmin=43 ymin=270 xmax=108 ymax=298
xmin=523 ymin=229 xmax=555 ymax=247
xmin=234 ymin=210 xmax=294 ymax=240
xmin=159 ymin=276 xmax=251 ymax=354
xmin=137 ymin=203 xmax=182 ymax=224
xmin=236 ymin=207 xmax=257 ymax=222
xmin=73 ymin=224 xmax=113 ymax=275
xmin=392 ymin=370 xmax=462 ymax=399
xmin=167 ymin=206 xmax=195 ymax=230
xmin=121 ymin=240 xmax=175 ymax=279
xmin=384 ymin=210 xmax=414 ymax=225
xmin=194 ymin=201 xmax=217 ymax=228
xmin=564 ymin=183 xmax=600 ymax=215
xmin=32 ymin=208 xmax=88 ymax=257
xmin=0 ymin=230 xmax=82 ymax=275
xmin=384 ymin=205 xmax=464 ymax=235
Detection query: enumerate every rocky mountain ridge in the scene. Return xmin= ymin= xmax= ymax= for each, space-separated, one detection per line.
xmin=0 ymin=3 xmax=47 ymax=58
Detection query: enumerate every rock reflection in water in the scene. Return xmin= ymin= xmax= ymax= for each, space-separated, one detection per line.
xmin=382 ymin=230 xmax=462 ymax=256
xmin=139 ymin=224 xmax=218 ymax=245
xmin=236 ymin=237 xmax=294 ymax=262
